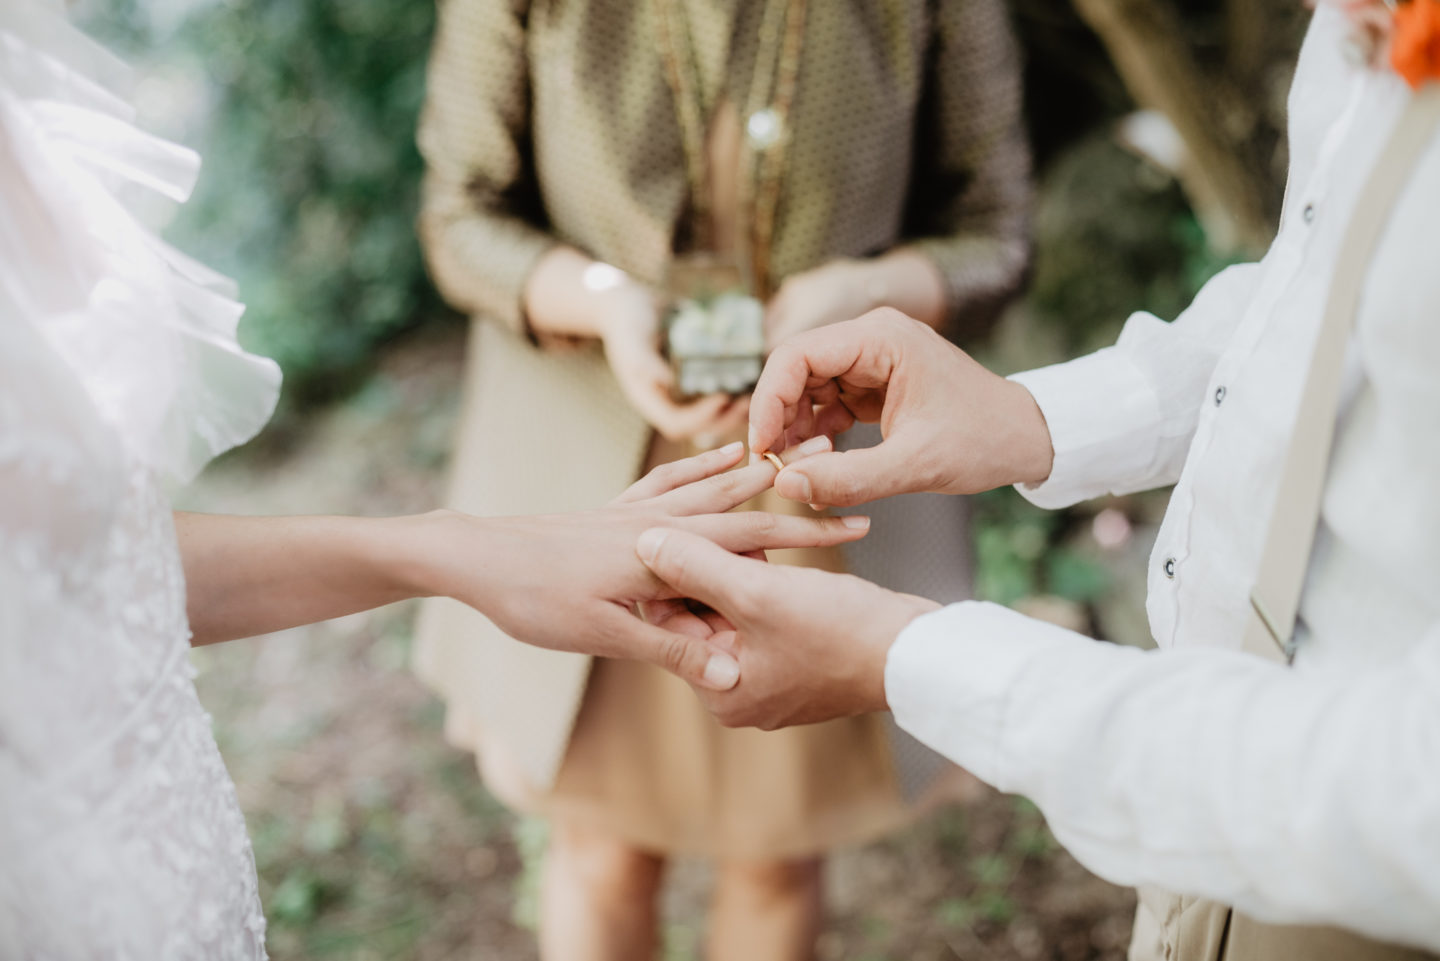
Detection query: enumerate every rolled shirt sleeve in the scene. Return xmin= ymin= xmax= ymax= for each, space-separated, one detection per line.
xmin=885 ymin=602 xmax=1440 ymax=952
xmin=1009 ymin=262 xmax=1263 ymax=509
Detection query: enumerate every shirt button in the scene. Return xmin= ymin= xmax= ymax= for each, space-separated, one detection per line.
xmin=1163 ymin=557 xmax=1177 ymax=579
xmin=1214 ymin=385 xmax=1227 ymax=406
xmin=1302 ymin=202 xmax=1317 ymax=224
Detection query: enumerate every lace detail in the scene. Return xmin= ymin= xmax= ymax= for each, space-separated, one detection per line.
xmin=0 ymin=349 xmax=270 ymax=952
xmin=0 ymin=346 xmax=267 ymax=959
xmin=0 ymin=4 xmax=275 ymax=956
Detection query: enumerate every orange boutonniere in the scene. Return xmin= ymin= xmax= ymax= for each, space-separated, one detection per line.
xmin=1391 ymin=0 xmax=1440 ymax=87
xmin=1329 ymin=0 xmax=1440 ymax=87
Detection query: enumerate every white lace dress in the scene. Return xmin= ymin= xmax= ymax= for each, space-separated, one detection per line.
xmin=0 ymin=4 xmax=282 ymax=957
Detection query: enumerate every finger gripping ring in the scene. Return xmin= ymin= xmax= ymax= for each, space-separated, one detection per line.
xmin=761 ymin=451 xmax=785 ymax=471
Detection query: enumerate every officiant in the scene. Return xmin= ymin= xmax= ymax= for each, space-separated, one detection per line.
xmin=407 ymin=1 xmax=1031 ymax=958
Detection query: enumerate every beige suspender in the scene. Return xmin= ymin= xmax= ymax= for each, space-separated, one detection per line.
xmin=1242 ymin=86 xmax=1440 ymax=664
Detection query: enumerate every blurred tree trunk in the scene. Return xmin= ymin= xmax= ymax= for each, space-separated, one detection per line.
xmin=1071 ymin=0 xmax=1284 ymax=255
xmin=1226 ymin=0 xmax=1269 ymax=84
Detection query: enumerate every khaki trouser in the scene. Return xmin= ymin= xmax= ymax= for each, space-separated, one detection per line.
xmin=1130 ymin=887 xmax=1438 ymax=961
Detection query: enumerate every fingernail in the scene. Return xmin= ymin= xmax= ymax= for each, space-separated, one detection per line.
xmin=842 ymin=515 xmax=870 ymax=530
xmin=703 ymin=654 xmax=741 ymax=690
xmin=776 ymin=470 xmax=812 ymax=502
xmin=796 ymin=435 xmax=831 ymax=457
xmin=636 ymin=528 xmax=669 ymax=565
xmin=720 ymin=440 xmax=744 ymax=456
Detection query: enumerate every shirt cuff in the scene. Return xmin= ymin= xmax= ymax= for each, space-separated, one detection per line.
xmin=884 ymin=600 xmax=1084 ymax=790
xmin=1007 ymin=343 xmax=1162 ymax=510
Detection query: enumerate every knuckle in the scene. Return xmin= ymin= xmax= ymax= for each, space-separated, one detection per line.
xmin=771 ymin=340 xmax=801 ymax=366
xmin=592 ymin=614 xmax=627 ymax=653
xmin=648 ymin=462 xmax=679 ymax=488
xmin=748 ymin=512 xmax=779 ymax=538
xmin=709 ymin=470 xmax=745 ymax=501
xmin=826 ymin=473 xmax=858 ymax=507
xmin=878 ymin=307 xmax=926 ymax=340
xmin=814 ymin=516 xmax=847 ymax=544
xmin=870 ymin=306 xmax=907 ymax=329
xmin=657 ymin=634 xmax=692 ymax=675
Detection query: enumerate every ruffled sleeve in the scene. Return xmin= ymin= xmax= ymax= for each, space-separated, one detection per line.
xmin=0 ymin=0 xmax=280 ymax=487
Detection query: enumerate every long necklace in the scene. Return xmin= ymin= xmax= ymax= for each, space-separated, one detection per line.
xmin=652 ymin=0 xmax=715 ymax=244
xmin=738 ymin=0 xmax=806 ymax=298
xmin=652 ymin=0 xmax=809 ymax=298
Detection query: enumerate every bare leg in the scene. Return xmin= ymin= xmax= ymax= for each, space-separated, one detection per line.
xmin=707 ymin=857 xmax=824 ymax=961
xmin=539 ymin=820 xmax=666 ymax=961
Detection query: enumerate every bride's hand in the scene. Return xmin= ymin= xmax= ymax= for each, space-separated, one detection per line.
xmin=405 ymin=439 xmax=866 ymax=690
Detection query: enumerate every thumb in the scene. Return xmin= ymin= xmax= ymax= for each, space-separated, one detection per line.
xmin=636 ymin=528 xmax=768 ymax=621
xmin=773 ymin=443 xmax=919 ymax=508
xmin=600 ymin=606 xmax=740 ymax=691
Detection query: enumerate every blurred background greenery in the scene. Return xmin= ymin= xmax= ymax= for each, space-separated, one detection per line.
xmin=73 ymin=0 xmax=1305 ymax=957
xmin=80 ymin=0 xmax=448 ymax=410
xmin=77 ymin=0 xmax=1295 ymax=412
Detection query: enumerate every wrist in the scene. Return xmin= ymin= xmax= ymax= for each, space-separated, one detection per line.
xmin=381 ymin=510 xmax=486 ymax=603
xmin=864 ymin=592 xmax=942 ymax=712
xmin=1004 ymin=380 xmax=1056 ymax=487
xmin=591 ymin=272 xmax=659 ymax=341
xmin=525 ymin=249 xmax=659 ymax=341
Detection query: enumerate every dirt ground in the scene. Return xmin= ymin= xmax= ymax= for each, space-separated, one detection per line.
xmin=180 ymin=325 xmax=1138 ymax=961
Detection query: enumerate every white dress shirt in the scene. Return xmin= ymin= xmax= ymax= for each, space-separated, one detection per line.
xmin=884 ymin=5 xmax=1440 ymax=950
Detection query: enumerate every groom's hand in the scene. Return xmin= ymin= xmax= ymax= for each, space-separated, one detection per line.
xmin=749 ymin=308 xmax=1055 ymax=508
xmin=636 ymin=527 xmax=940 ymax=729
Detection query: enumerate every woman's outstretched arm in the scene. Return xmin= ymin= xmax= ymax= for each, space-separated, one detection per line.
xmin=175 ymin=511 xmax=437 ymax=646
xmin=174 ymin=441 xmax=867 ymax=689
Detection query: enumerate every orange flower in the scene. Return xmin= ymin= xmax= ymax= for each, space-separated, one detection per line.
xmin=1392 ymin=0 xmax=1440 ymax=88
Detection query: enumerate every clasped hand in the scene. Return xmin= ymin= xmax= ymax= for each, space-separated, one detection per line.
xmin=750 ymin=308 xmax=1054 ymax=507
xmin=418 ymin=439 xmax=868 ymax=692
xmin=635 ymin=309 xmax=1058 ymax=729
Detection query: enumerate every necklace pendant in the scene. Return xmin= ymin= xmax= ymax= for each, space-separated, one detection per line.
xmin=746 ymin=108 xmax=783 ymax=149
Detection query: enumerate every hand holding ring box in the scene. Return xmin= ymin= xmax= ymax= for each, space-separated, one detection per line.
xmin=663 ymin=256 xmax=765 ymax=399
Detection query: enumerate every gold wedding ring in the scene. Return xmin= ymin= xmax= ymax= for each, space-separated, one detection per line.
xmin=761 ymin=451 xmax=785 ymax=471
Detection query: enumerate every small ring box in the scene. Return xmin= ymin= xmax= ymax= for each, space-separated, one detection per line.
xmin=663 ymin=257 xmax=765 ymax=399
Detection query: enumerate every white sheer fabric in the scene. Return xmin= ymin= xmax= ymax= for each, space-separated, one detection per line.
xmin=0 ymin=3 xmax=279 ymax=957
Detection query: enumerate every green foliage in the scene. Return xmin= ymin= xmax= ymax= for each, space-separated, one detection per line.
xmin=237 ymin=764 xmax=513 ymax=958
xmin=184 ymin=0 xmax=444 ymax=403
xmin=1029 ymin=135 xmax=1245 ymax=354
xmin=1046 ymin=547 xmax=1110 ymax=605
xmin=81 ymin=0 xmax=448 ymax=408
xmin=269 ymin=868 xmax=329 ymax=925
xmin=931 ymin=797 xmax=1058 ymax=936
xmin=973 ymin=487 xmax=1111 ymax=608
